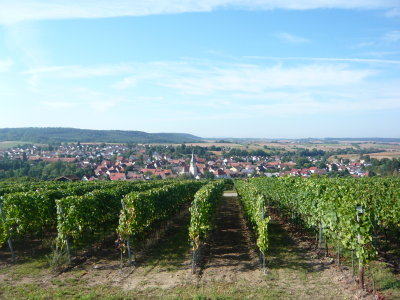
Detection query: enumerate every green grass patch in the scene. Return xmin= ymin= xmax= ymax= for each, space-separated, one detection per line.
xmin=0 ymin=257 xmax=48 ymax=279
xmin=0 ymin=281 xmax=288 ymax=300
xmin=0 ymin=141 xmax=33 ymax=149
xmin=138 ymin=213 xmax=191 ymax=273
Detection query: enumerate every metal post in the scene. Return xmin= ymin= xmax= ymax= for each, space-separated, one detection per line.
xmin=58 ymin=204 xmax=71 ymax=263
xmin=262 ymin=252 xmax=266 ymax=274
xmin=192 ymin=247 xmax=197 ymax=274
xmin=262 ymin=201 xmax=265 ymax=220
xmin=120 ymin=248 xmax=123 ymax=271
xmin=121 ymin=199 xmax=132 ymax=265
xmin=0 ymin=199 xmax=15 ymax=262
xmin=356 ymin=206 xmax=364 ymax=289
xmin=261 ymin=196 xmax=266 ymax=274
xmin=191 ymin=199 xmax=198 ymax=274
xmin=318 ymin=224 xmax=323 ymax=250
xmin=325 ymin=236 xmax=329 ymax=257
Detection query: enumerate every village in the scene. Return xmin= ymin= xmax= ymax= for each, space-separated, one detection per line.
xmin=0 ymin=142 xmax=371 ymax=181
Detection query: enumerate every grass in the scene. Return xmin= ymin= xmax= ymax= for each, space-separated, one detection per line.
xmin=369 ymin=262 xmax=400 ymax=299
xmin=1 ymin=204 xmax=399 ymax=299
xmin=0 ymin=281 xmax=291 ymax=300
xmin=0 ymin=141 xmax=33 ymax=149
xmin=137 ymin=214 xmax=191 ymax=273
xmin=315 ymin=230 xmax=400 ymax=300
xmin=0 ymin=256 xmax=48 ymax=280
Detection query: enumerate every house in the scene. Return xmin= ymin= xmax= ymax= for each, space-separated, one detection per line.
xmin=109 ymin=173 xmax=126 ymax=181
xmin=54 ymin=175 xmax=80 ymax=182
xmin=126 ymin=172 xmax=144 ymax=181
xmin=214 ymin=168 xmax=229 ymax=179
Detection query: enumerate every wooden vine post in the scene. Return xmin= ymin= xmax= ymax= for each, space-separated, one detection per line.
xmin=318 ymin=223 xmax=323 ymax=250
xmin=261 ymin=195 xmax=266 ymax=274
xmin=0 ymin=198 xmax=15 ymax=262
xmin=356 ymin=205 xmax=364 ymax=289
xmin=120 ymin=199 xmax=132 ymax=265
xmin=191 ymin=199 xmax=198 ymax=274
xmin=58 ymin=203 xmax=71 ymax=263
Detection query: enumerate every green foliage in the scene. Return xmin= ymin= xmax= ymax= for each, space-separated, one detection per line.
xmin=189 ymin=181 xmax=225 ymax=249
xmin=118 ymin=181 xmax=204 ymax=245
xmin=45 ymin=248 xmax=70 ymax=272
xmin=0 ymin=158 xmax=86 ymax=181
xmin=0 ymin=191 xmax=58 ymax=247
xmin=56 ymin=181 xmax=174 ymax=249
xmin=247 ymin=177 xmax=400 ymax=265
xmin=235 ymin=180 xmax=270 ymax=254
xmin=0 ymin=127 xmax=201 ymax=144
xmin=0 ymin=180 xmax=171 ymax=249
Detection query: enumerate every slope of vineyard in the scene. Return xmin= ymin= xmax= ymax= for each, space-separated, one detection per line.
xmin=0 ymin=178 xmax=399 ymax=299
xmin=243 ymin=176 xmax=400 ymax=288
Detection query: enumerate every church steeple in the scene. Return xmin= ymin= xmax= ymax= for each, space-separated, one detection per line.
xmin=189 ymin=150 xmax=198 ymax=177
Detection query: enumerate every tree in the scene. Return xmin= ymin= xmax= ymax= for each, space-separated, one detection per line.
xmin=150 ymin=174 xmax=162 ymax=180
xmin=204 ymin=170 xmax=215 ymax=179
xmin=295 ymin=157 xmax=311 ymax=169
xmin=317 ymin=161 xmax=327 ymax=169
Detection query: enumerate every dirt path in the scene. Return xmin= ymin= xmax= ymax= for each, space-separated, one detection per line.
xmin=198 ymin=191 xmax=261 ymax=284
xmin=0 ymin=192 xmax=379 ymax=299
xmin=196 ymin=192 xmax=373 ymax=299
xmin=265 ymin=212 xmax=373 ymax=299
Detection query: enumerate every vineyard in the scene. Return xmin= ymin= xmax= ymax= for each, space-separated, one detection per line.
xmin=0 ymin=178 xmax=399 ymax=299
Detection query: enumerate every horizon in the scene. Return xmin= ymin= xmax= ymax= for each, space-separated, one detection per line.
xmin=0 ymin=1 xmax=399 ymax=138
xmin=0 ymin=127 xmax=399 ymax=140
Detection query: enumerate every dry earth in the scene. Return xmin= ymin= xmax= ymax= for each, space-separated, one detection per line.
xmin=0 ymin=192 xmax=382 ymax=299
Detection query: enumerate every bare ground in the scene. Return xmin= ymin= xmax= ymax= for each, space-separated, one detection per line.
xmin=0 ymin=192 xmax=388 ymax=299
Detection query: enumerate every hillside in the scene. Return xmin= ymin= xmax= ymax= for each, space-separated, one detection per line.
xmin=0 ymin=127 xmax=202 ymax=144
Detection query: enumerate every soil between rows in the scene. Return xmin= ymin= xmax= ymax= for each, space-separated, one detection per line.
xmin=0 ymin=191 xmax=381 ymax=299
xmin=197 ymin=192 xmax=261 ymax=283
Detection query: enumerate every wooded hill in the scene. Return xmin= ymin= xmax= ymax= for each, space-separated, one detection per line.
xmin=0 ymin=127 xmax=202 ymax=144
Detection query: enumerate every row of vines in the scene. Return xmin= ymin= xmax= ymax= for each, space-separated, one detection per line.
xmin=235 ymin=177 xmax=400 ymax=288
xmin=188 ymin=181 xmax=225 ymax=272
xmin=0 ymin=180 xmax=204 ymax=262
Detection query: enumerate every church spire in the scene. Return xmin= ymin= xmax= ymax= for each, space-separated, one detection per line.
xmin=189 ymin=150 xmax=198 ymax=177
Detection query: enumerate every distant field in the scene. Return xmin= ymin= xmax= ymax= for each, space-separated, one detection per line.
xmin=0 ymin=141 xmax=33 ymax=150
xmin=329 ymin=151 xmax=400 ymax=161
xmin=168 ymin=142 xmax=246 ymax=149
xmin=367 ymin=151 xmax=400 ymax=159
xmin=165 ymin=141 xmax=400 ymax=156
xmin=358 ymin=143 xmax=400 ymax=150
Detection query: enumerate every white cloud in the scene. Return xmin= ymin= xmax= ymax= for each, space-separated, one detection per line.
xmin=276 ymin=32 xmax=310 ymax=44
xmin=0 ymin=59 xmax=13 ymax=72
xmin=38 ymin=87 xmax=127 ymax=113
xmin=23 ymin=64 xmax=133 ymax=78
xmin=161 ymin=63 xmax=375 ymax=95
xmin=383 ymin=30 xmax=400 ymax=43
xmin=0 ymin=0 xmax=399 ymax=25
xmin=113 ymin=73 xmax=162 ymax=89
xmin=244 ymin=56 xmax=400 ymax=65
xmin=88 ymin=99 xmax=125 ymax=112
xmin=16 ymin=58 xmax=400 ymax=122
xmin=362 ymin=51 xmax=400 ymax=57
xmin=41 ymin=101 xmax=76 ymax=109
xmin=385 ymin=7 xmax=400 ymax=17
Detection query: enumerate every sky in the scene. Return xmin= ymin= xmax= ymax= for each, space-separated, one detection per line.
xmin=0 ymin=1 xmax=399 ymax=139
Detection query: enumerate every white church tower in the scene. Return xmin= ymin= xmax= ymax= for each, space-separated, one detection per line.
xmin=189 ymin=151 xmax=198 ymax=177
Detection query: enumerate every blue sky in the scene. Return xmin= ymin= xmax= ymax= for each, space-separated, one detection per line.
xmin=0 ymin=1 xmax=399 ymax=138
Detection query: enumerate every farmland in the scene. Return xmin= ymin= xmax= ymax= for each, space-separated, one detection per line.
xmin=0 ymin=178 xmax=399 ymax=299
